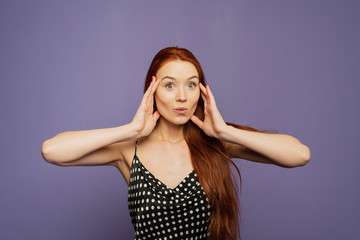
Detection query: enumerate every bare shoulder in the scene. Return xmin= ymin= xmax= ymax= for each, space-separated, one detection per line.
xmin=109 ymin=139 xmax=137 ymax=168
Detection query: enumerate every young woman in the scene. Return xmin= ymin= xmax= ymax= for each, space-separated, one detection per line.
xmin=41 ymin=47 xmax=310 ymax=240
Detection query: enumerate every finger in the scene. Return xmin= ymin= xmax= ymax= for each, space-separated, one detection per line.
xmin=148 ymin=77 xmax=160 ymax=107
xmin=200 ymin=83 xmax=210 ymax=108
xmin=150 ymin=77 xmax=160 ymax=96
xmin=147 ymin=76 xmax=156 ymax=92
xmin=142 ymin=76 xmax=155 ymax=103
xmin=143 ymin=76 xmax=157 ymax=105
xmin=149 ymin=76 xmax=158 ymax=93
xmin=206 ymin=84 xmax=215 ymax=105
xmin=200 ymin=83 xmax=207 ymax=96
xmin=190 ymin=115 xmax=204 ymax=129
xmin=201 ymin=83 xmax=211 ymax=104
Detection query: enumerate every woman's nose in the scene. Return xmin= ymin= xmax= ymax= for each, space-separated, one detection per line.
xmin=176 ymin=87 xmax=186 ymax=102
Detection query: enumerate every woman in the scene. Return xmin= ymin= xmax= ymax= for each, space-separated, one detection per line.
xmin=41 ymin=47 xmax=310 ymax=240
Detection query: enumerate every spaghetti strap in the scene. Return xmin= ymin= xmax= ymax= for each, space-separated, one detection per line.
xmin=134 ymin=139 xmax=138 ymax=156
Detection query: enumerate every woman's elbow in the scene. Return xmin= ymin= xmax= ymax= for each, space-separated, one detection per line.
xmin=299 ymin=145 xmax=311 ymax=166
xmin=290 ymin=145 xmax=311 ymax=168
xmin=41 ymin=139 xmax=61 ymax=165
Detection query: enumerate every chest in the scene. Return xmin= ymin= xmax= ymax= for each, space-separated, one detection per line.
xmin=136 ymin=142 xmax=194 ymax=189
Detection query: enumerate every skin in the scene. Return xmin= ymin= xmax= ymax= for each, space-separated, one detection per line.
xmin=41 ymin=60 xmax=311 ymax=189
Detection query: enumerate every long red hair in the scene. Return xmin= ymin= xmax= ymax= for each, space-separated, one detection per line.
xmin=144 ymin=47 xmax=267 ymax=240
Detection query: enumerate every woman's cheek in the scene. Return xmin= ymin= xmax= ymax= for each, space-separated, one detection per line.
xmin=191 ymin=91 xmax=200 ymax=106
xmin=155 ymin=92 xmax=170 ymax=112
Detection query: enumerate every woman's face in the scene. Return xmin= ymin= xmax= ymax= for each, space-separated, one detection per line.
xmin=155 ymin=60 xmax=200 ymax=125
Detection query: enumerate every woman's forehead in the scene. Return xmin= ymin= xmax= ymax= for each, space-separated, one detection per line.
xmin=156 ymin=60 xmax=198 ymax=78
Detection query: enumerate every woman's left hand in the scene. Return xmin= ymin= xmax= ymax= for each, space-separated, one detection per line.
xmin=190 ymin=83 xmax=228 ymax=139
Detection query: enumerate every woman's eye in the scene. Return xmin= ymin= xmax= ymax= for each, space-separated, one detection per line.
xmin=188 ymin=82 xmax=196 ymax=88
xmin=165 ymin=83 xmax=174 ymax=89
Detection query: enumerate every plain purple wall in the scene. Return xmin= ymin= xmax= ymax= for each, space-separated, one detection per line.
xmin=1 ymin=1 xmax=359 ymax=239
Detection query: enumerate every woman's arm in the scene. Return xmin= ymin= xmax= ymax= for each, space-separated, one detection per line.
xmin=191 ymin=83 xmax=310 ymax=168
xmin=42 ymin=76 xmax=161 ymax=167
xmin=41 ymin=124 xmax=137 ymax=166
xmin=221 ymin=128 xmax=310 ymax=168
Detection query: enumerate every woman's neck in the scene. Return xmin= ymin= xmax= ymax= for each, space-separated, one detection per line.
xmin=151 ymin=117 xmax=185 ymax=143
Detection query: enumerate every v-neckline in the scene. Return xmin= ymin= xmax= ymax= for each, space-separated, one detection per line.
xmin=133 ymin=155 xmax=195 ymax=191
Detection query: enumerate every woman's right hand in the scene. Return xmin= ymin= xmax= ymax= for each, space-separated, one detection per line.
xmin=130 ymin=76 xmax=161 ymax=138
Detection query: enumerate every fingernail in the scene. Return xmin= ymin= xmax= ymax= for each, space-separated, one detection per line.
xmin=152 ymin=76 xmax=155 ymax=81
xmin=149 ymin=81 xmax=152 ymax=86
xmin=208 ymin=84 xmax=210 ymax=88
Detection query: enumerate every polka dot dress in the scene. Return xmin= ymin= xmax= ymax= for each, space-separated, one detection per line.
xmin=128 ymin=140 xmax=211 ymax=239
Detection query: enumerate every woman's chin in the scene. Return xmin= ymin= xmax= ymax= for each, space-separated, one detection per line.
xmin=159 ymin=115 xmax=191 ymax=126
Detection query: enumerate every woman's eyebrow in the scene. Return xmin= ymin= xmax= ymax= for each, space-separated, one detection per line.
xmin=161 ymin=76 xmax=175 ymax=81
xmin=161 ymin=76 xmax=199 ymax=81
xmin=188 ymin=76 xmax=199 ymax=81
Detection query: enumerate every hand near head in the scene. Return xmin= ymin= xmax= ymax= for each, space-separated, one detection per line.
xmin=130 ymin=76 xmax=161 ymax=138
xmin=190 ymin=84 xmax=228 ymax=139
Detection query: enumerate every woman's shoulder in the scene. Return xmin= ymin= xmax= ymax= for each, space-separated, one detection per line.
xmin=108 ymin=139 xmax=138 ymax=179
xmin=114 ymin=139 xmax=138 ymax=160
xmin=115 ymin=137 xmax=154 ymax=161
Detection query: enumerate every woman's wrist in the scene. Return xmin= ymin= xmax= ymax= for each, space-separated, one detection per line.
xmin=114 ymin=123 xmax=141 ymax=142
xmin=217 ymin=124 xmax=233 ymax=142
xmin=218 ymin=124 xmax=244 ymax=144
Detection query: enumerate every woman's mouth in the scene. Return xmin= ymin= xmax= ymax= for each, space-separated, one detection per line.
xmin=174 ymin=107 xmax=188 ymax=114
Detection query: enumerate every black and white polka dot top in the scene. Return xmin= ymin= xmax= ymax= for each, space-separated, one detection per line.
xmin=128 ymin=140 xmax=211 ymax=240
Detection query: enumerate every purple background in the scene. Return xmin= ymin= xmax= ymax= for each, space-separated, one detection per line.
xmin=1 ymin=1 xmax=359 ymax=239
